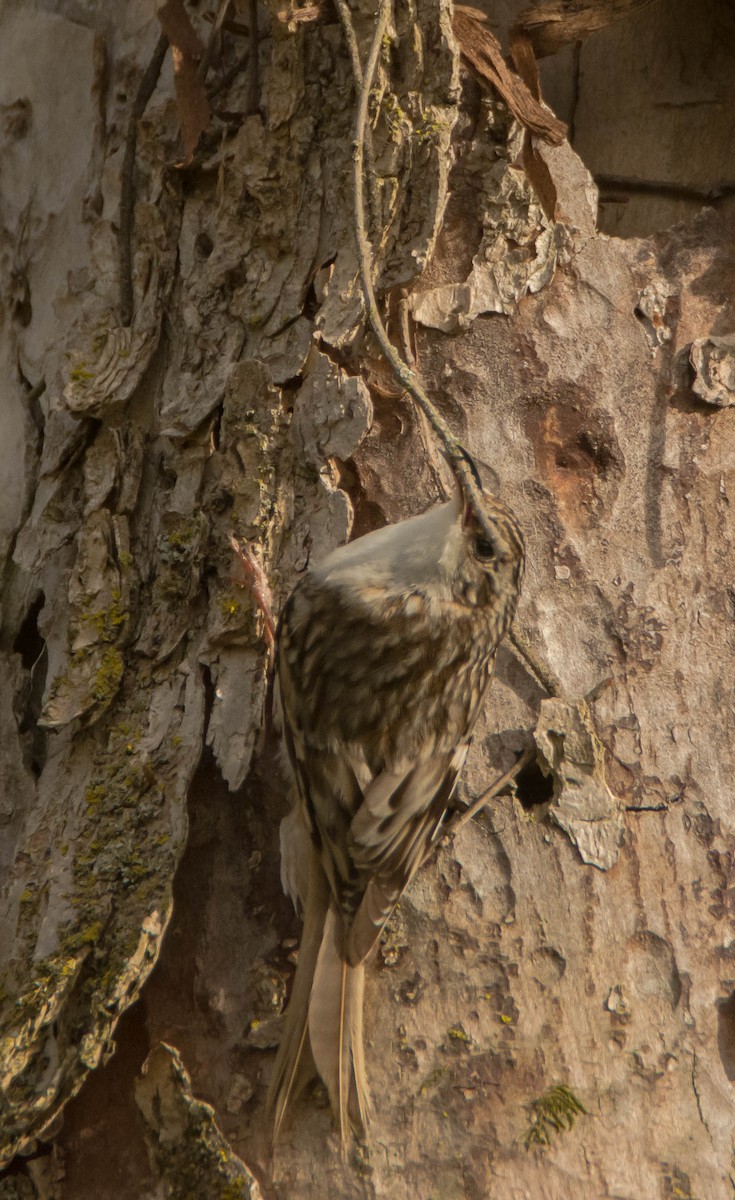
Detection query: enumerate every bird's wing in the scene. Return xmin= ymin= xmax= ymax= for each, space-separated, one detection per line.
xmin=279 ymin=800 xmax=313 ymax=913
xmin=345 ymin=744 xmax=469 ymax=964
xmin=282 ymin=726 xmax=467 ymax=960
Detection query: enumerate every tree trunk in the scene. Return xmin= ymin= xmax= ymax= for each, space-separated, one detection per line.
xmin=1 ymin=1 xmax=734 ymax=1197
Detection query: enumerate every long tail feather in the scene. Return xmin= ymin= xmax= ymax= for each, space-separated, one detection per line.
xmin=268 ymin=849 xmax=329 ymax=1142
xmin=309 ymin=904 xmax=371 ymax=1146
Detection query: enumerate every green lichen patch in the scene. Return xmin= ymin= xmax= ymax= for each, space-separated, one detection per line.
xmin=69 ymin=362 xmax=94 ymax=385
xmin=81 ymin=589 xmax=129 ymax=641
xmin=524 ymin=1084 xmax=587 ymax=1150
xmin=63 ymin=321 xmax=160 ymax=417
xmin=446 ymin=1024 xmax=473 ymax=1045
xmin=91 ymin=646 xmax=125 ymax=703
xmin=154 ymin=514 xmax=209 ymax=604
xmin=41 ymin=516 xmax=132 ymax=728
xmin=0 ymin=671 xmax=188 ymax=1162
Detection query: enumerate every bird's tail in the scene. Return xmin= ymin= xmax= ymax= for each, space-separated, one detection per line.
xmin=268 ymin=852 xmax=371 ymax=1145
xmin=309 ymin=903 xmax=370 ymax=1144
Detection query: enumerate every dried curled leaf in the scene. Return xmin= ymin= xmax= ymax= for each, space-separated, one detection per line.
xmin=157 ymin=0 xmax=211 ymax=163
xmin=452 ymin=6 xmax=567 ymax=145
xmin=509 ymin=29 xmax=558 ymax=219
xmin=410 ymin=117 xmax=572 ymax=332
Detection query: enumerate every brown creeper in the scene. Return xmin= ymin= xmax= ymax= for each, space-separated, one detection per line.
xmin=268 ymin=482 xmax=525 ymax=1143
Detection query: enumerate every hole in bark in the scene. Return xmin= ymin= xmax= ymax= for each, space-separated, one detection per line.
xmin=333 ymin=456 xmax=388 ymax=540
xmin=515 ymin=760 xmax=554 ymax=811
xmin=53 ymin=999 xmax=153 ymax=1194
xmin=303 ymin=256 xmax=336 ymax=320
xmin=211 ymin=403 xmax=222 ymax=450
xmin=2 ymin=98 xmax=32 ymax=140
xmin=194 ymin=231 xmax=213 ymax=258
xmin=279 ymin=374 xmax=304 ymax=393
xmin=717 ymin=992 xmax=735 ymax=1081
xmin=302 ymin=277 xmax=319 ymax=321
xmin=14 ymin=592 xmax=46 ymax=671
xmin=11 ymin=269 xmax=32 ymax=327
xmin=13 ymin=592 xmax=49 ymax=776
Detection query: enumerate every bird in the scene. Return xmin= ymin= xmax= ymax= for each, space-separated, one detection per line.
xmin=267 ymin=474 xmax=525 ymax=1145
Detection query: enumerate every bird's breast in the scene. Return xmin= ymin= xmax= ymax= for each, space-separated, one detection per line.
xmin=282 ymin=579 xmax=502 ymax=768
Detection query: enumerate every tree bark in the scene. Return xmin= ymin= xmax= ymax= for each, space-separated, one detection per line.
xmin=1 ymin=2 xmax=734 ymax=1198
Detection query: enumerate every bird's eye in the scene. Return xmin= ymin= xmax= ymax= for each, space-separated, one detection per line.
xmin=474 ymin=534 xmax=496 ymax=562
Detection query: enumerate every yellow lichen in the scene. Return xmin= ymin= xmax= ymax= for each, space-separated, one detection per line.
xmin=92 ymin=647 xmax=124 ymax=703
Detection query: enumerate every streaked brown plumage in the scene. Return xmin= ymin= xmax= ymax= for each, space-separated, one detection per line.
xmin=268 ymin=484 xmax=524 ymax=1144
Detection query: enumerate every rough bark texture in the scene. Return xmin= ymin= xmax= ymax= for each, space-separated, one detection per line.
xmin=1 ymin=1 xmax=734 ymax=1198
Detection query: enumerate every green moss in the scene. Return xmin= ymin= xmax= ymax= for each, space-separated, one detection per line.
xmin=382 ymin=93 xmax=408 ymax=139
xmin=9 ymin=956 xmax=78 ymax=1020
xmin=109 ymin=720 xmax=139 ymax=746
xmin=524 ymin=1085 xmax=587 ymax=1150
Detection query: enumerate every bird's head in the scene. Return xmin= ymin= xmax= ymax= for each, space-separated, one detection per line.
xmin=313 ymin=461 xmax=524 ymax=637
xmin=436 ymin=485 xmax=525 ymax=624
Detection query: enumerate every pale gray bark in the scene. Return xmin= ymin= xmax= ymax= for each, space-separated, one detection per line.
xmin=0 ymin=1 xmax=734 ymax=1198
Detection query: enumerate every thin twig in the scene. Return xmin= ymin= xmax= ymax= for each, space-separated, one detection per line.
xmin=396 ymin=289 xmax=416 ymax=367
xmin=24 ymin=377 xmax=47 ymax=406
xmin=344 ymin=0 xmax=502 ymax=554
xmin=509 ymin=628 xmax=560 ymax=696
xmin=119 ymin=34 xmax=169 ymax=328
xmin=343 ymin=0 xmax=561 ymax=699
xmin=596 ymin=174 xmax=735 ymax=203
xmin=448 ymin=745 xmax=535 ymax=838
xmin=245 ymin=0 xmax=259 ymax=115
xmin=230 ymin=534 xmax=277 ymax=661
xmin=334 ymin=0 xmax=381 ymax=233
